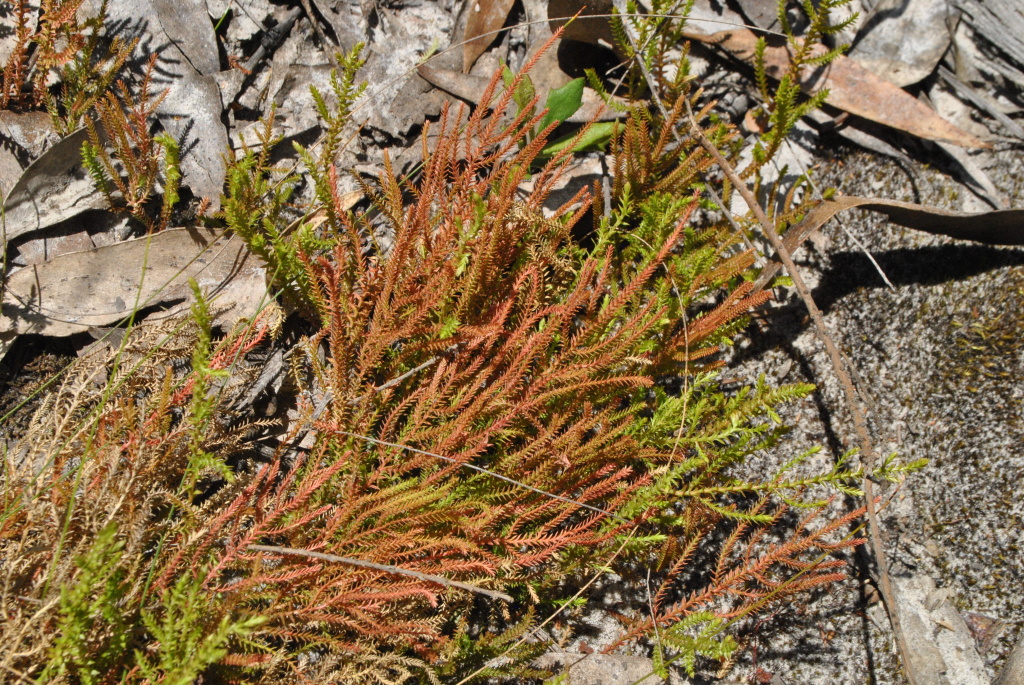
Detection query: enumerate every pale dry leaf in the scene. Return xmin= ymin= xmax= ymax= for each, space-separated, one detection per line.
xmin=309 ymin=0 xmax=372 ymax=52
xmin=418 ymin=64 xmax=490 ymax=105
xmin=156 ymin=69 xmax=229 ymax=209
xmin=0 ymin=227 xmax=267 ymax=354
xmin=1 ymin=128 xmax=108 ymax=248
xmin=0 ymin=111 xmax=59 ymax=161
xmin=848 ymin=0 xmax=953 ymax=87
xmin=548 ymin=0 xmax=619 ymax=53
xmin=12 ymin=212 xmax=135 ymax=268
xmin=732 ymin=0 xmax=784 ymax=30
xmin=153 ymin=0 xmax=221 ymax=75
xmin=103 ymin=0 xmax=230 ymax=209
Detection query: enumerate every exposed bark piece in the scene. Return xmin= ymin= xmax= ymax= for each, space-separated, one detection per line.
xmin=938 ymin=65 xmax=1024 ymax=139
xmin=953 ymin=0 xmax=1024 ymax=88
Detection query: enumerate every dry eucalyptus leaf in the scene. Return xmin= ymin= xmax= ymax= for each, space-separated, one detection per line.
xmin=156 ymin=68 xmax=229 ymax=207
xmin=12 ymin=212 xmax=135 ymax=267
xmin=14 ymin=224 xmax=97 ymax=267
xmin=663 ymin=0 xmax=749 ymax=43
xmin=304 ymin=0 xmax=455 ymax=139
xmin=463 ymin=0 xmax=517 ymax=73
xmin=848 ymin=0 xmax=955 ymax=87
xmin=309 ymin=0 xmax=373 ymax=52
xmin=104 ymin=0 xmax=229 ymax=209
xmin=0 ymin=111 xmax=59 ymax=161
xmin=548 ymin=0 xmax=619 ymax=53
xmin=682 ymin=28 xmax=991 ymax=149
xmin=732 ymin=0 xmax=784 ymax=30
xmin=0 ymin=147 xmax=20 ymax=200
xmin=418 ymin=64 xmax=491 ymax=105
xmin=153 ymin=0 xmax=221 ymax=75
xmin=0 ymin=227 xmax=267 ymax=346
xmin=754 ymin=195 xmax=1024 ymax=290
xmin=1 ymin=128 xmax=108 ymax=248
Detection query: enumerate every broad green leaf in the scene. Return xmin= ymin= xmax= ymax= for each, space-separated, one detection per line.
xmin=538 ymin=77 xmax=584 ymax=133
xmin=502 ymin=65 xmax=536 ymax=115
xmin=539 ymin=121 xmax=620 ymax=158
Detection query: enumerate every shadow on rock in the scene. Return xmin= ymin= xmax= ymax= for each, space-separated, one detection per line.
xmin=812 ymin=244 xmax=1024 ymax=313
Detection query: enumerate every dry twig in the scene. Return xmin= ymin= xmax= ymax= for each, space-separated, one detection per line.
xmin=684 ymin=106 xmax=919 ymax=685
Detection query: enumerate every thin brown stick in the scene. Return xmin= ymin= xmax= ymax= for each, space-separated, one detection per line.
xmin=247 ymin=544 xmax=513 ymax=602
xmin=608 ymin=7 xmax=913 ymax=678
xmin=684 ymin=107 xmax=917 ymax=685
xmin=348 ymin=355 xmax=443 ymax=406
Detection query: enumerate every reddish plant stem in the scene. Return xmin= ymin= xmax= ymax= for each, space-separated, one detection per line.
xmin=686 ymin=114 xmax=917 ymax=685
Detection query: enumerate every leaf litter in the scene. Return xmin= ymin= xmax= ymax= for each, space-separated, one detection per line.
xmin=2 ymin=0 xmax=1024 ymax=682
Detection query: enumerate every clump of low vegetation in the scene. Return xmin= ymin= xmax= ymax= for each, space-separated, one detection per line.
xmin=0 ymin=0 xmax=921 ymax=682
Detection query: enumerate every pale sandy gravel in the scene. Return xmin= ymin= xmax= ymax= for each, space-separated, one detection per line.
xmin=718 ymin=140 xmax=1024 ymax=684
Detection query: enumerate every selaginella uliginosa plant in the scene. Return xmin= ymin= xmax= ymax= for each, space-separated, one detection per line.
xmin=1 ymin=7 xmax=920 ymax=684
